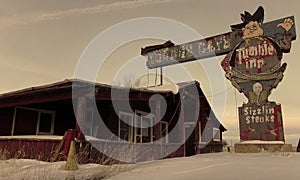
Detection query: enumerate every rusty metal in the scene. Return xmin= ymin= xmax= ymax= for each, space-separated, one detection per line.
xmin=142 ymin=16 xmax=296 ymax=69
xmin=238 ymin=104 xmax=284 ymax=141
xmin=0 ymin=137 xmax=60 ymax=161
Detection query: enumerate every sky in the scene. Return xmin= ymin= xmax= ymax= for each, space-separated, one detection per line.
xmin=0 ymin=0 xmax=300 ymax=146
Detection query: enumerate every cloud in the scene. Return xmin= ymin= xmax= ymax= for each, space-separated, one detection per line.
xmin=0 ymin=0 xmax=175 ymax=29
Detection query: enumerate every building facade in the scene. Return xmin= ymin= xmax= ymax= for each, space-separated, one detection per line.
xmin=0 ymin=79 xmax=226 ymax=163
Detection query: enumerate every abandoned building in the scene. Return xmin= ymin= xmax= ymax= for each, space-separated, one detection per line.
xmin=0 ymin=79 xmax=226 ymax=163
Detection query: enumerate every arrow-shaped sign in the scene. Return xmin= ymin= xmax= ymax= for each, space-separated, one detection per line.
xmin=141 ymin=16 xmax=296 ymax=69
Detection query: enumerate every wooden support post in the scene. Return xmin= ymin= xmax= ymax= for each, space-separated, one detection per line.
xmin=160 ymin=67 xmax=163 ymax=85
xmin=178 ymin=99 xmax=185 ymax=144
xmin=194 ymin=99 xmax=200 ymax=154
xmin=64 ymin=141 xmax=78 ymax=171
xmin=177 ymin=99 xmax=185 ymax=156
xmin=50 ymin=131 xmax=67 ymax=162
xmin=62 ymin=129 xmax=77 ymax=160
xmin=76 ymin=96 xmax=86 ymax=141
xmin=155 ymin=99 xmax=161 ymax=141
xmin=51 ymin=129 xmax=77 ymax=162
xmin=194 ymin=100 xmax=200 ymax=142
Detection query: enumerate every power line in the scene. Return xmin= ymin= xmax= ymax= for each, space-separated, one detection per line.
xmin=205 ymin=86 xmax=233 ymax=97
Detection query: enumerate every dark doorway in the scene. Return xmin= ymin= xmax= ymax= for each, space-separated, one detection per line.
xmin=184 ymin=123 xmax=196 ymax=156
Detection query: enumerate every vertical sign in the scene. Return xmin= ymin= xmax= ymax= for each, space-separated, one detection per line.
xmin=221 ymin=6 xmax=294 ymax=142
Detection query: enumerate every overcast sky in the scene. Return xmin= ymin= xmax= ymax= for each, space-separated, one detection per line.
xmin=1 ymin=0 xmax=299 ymax=146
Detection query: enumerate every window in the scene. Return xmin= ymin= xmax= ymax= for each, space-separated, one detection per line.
xmin=199 ymin=121 xmax=203 ymax=143
xmin=12 ymin=107 xmax=55 ymax=135
xmin=118 ymin=111 xmax=154 ymax=143
xmin=161 ymin=121 xmax=168 ymax=143
xmin=37 ymin=111 xmax=55 ymax=134
xmin=213 ymin=127 xmax=221 ymax=142
xmin=84 ymin=108 xmax=99 ymax=137
xmin=134 ymin=114 xmax=142 ymax=143
xmin=118 ymin=112 xmax=134 ymax=142
xmin=134 ymin=111 xmax=154 ymax=143
xmin=184 ymin=122 xmax=196 ymax=143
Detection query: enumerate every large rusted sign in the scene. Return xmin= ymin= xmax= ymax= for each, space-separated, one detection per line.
xmin=142 ymin=6 xmax=296 ymax=142
xmin=223 ymin=6 xmax=295 ymax=142
xmin=141 ymin=14 xmax=296 ymax=69
xmin=221 ymin=6 xmax=295 ymax=105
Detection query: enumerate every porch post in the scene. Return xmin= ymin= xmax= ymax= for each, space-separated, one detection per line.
xmin=178 ymin=100 xmax=184 ymax=143
xmin=178 ymin=99 xmax=185 ymax=156
xmin=154 ymin=98 xmax=161 ymax=141
xmin=194 ymin=100 xmax=200 ymax=154
xmin=76 ymin=96 xmax=86 ymax=141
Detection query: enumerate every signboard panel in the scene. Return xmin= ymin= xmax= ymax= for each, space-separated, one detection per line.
xmin=238 ymin=104 xmax=284 ymax=141
xmin=143 ymin=16 xmax=296 ymax=69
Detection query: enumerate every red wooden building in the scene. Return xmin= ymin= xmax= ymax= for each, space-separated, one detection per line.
xmin=0 ymin=79 xmax=226 ymax=163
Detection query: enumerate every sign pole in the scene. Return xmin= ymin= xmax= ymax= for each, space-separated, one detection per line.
xmin=160 ymin=67 xmax=163 ymax=85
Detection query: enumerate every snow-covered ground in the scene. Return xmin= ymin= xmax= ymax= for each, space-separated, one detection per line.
xmin=0 ymin=152 xmax=299 ymax=179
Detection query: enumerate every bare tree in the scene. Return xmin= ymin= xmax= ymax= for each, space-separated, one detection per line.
xmin=113 ymin=74 xmax=135 ymax=87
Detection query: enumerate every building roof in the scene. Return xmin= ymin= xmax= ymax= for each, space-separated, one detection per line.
xmin=0 ymin=79 xmax=226 ymax=131
xmin=0 ymin=79 xmax=200 ymax=100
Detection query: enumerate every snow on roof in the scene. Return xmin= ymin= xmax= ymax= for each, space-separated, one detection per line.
xmin=0 ymin=135 xmax=63 ymax=140
xmin=0 ymin=79 xmax=113 ymax=98
xmin=240 ymin=140 xmax=284 ymax=144
xmin=137 ymin=84 xmax=179 ymax=94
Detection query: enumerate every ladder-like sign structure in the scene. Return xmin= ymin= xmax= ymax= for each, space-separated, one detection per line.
xmin=141 ymin=16 xmax=296 ymax=69
xmin=142 ymin=6 xmax=296 ymax=145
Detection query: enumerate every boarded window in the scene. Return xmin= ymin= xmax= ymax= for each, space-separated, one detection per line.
xmin=213 ymin=128 xmax=221 ymax=142
xmin=14 ymin=108 xmax=38 ymax=135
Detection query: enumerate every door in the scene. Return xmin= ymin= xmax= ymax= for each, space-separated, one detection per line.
xmin=184 ymin=122 xmax=196 ymax=156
